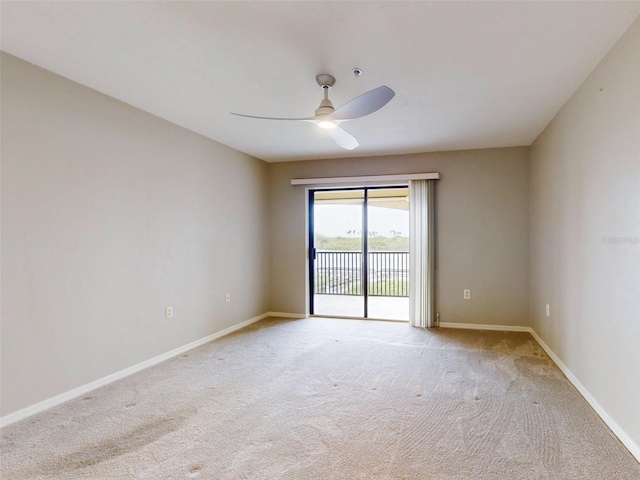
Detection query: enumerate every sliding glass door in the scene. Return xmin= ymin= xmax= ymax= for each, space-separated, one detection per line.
xmin=309 ymin=187 xmax=409 ymax=320
xmin=310 ymin=189 xmax=365 ymax=317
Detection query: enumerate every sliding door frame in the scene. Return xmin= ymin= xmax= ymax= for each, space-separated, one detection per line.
xmin=308 ymin=185 xmax=407 ymax=318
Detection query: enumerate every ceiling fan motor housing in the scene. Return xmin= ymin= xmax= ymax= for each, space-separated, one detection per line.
xmin=315 ymin=97 xmax=335 ymax=116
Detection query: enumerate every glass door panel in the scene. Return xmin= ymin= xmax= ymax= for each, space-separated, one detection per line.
xmin=312 ymin=190 xmax=364 ymax=317
xmin=367 ymin=188 xmax=410 ymax=320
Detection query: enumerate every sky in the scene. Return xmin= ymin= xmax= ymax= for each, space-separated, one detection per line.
xmin=314 ymin=205 xmax=409 ymax=238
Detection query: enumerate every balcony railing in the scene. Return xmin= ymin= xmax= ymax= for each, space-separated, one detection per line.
xmin=315 ymin=251 xmax=409 ymax=297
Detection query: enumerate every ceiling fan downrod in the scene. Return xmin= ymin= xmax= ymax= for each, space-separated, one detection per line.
xmin=315 ymin=74 xmax=336 ymax=118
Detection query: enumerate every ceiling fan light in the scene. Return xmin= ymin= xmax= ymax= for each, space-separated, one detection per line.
xmin=318 ymin=120 xmax=337 ymax=130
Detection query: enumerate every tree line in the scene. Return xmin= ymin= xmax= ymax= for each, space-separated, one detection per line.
xmin=315 ymin=233 xmax=409 ymax=252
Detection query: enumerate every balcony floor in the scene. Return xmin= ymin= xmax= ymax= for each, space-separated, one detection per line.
xmin=313 ymin=294 xmax=409 ymax=321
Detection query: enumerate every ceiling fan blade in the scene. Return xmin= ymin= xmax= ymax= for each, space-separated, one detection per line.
xmin=330 ymin=126 xmax=359 ymax=150
xmin=331 ymin=86 xmax=395 ymax=121
xmin=230 ymin=112 xmax=315 ymax=121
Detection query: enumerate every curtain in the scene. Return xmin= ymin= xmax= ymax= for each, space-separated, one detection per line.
xmin=409 ymin=179 xmax=437 ymax=328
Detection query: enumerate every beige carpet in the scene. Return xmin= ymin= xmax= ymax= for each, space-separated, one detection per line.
xmin=2 ymin=317 xmax=638 ymax=479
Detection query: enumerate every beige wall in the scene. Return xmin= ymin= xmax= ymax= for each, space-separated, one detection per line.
xmin=269 ymin=148 xmax=530 ymax=326
xmin=530 ymin=18 xmax=640 ymax=452
xmin=0 ymin=53 xmax=270 ymax=416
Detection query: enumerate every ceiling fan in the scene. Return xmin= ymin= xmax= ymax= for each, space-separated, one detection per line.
xmin=230 ymin=74 xmax=395 ymax=150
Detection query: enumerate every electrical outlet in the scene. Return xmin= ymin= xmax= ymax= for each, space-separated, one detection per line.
xmin=464 ymin=289 xmax=471 ymax=300
xmin=225 ymin=293 xmax=231 ymax=303
xmin=165 ymin=306 xmax=174 ymax=319
xmin=545 ymin=304 xmax=550 ymax=317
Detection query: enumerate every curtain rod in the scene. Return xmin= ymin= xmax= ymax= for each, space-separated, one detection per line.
xmin=290 ymin=172 xmax=441 ymax=186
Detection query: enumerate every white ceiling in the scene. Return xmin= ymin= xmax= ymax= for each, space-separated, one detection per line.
xmin=2 ymin=1 xmax=639 ymax=162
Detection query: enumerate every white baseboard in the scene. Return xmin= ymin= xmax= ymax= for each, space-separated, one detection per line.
xmin=0 ymin=312 xmax=269 ymax=429
xmin=267 ymin=312 xmax=307 ymax=319
xmin=439 ymin=321 xmax=638 ymax=461
xmin=439 ymin=322 xmax=531 ymax=332
xmin=4 ymin=314 xmax=637 ymax=463
xmin=528 ymin=329 xmax=640 ymax=462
